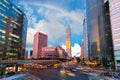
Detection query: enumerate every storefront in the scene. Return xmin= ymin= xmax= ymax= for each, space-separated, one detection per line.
xmin=0 ymin=64 xmax=24 ymax=78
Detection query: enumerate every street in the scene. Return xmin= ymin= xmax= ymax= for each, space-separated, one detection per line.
xmin=31 ymin=67 xmax=89 ymax=80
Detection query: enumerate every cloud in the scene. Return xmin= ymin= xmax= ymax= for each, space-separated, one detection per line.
xmin=22 ymin=5 xmax=37 ymax=46
xmin=31 ymin=8 xmax=83 ymax=45
xmin=23 ymin=4 xmax=37 ymax=28
xmin=62 ymin=43 xmax=81 ymax=57
xmin=72 ymin=43 xmax=81 ymax=57
xmin=38 ymin=7 xmax=44 ymax=14
xmin=26 ymin=27 xmax=37 ymax=46
xmin=34 ymin=19 xmax=66 ymax=43
xmin=22 ymin=3 xmax=84 ymax=47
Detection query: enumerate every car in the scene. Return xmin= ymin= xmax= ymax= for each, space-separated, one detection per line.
xmin=68 ymin=68 xmax=77 ymax=72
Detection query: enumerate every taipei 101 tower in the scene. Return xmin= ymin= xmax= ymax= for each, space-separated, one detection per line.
xmin=66 ymin=24 xmax=72 ymax=57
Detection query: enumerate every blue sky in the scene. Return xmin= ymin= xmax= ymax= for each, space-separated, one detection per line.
xmin=11 ymin=0 xmax=85 ymax=57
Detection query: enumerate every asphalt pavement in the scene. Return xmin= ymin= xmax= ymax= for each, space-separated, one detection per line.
xmin=29 ymin=64 xmax=89 ymax=80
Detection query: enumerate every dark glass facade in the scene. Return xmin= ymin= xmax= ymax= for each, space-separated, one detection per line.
xmin=86 ymin=0 xmax=114 ymax=68
xmin=103 ymin=1 xmax=115 ymax=68
xmin=0 ymin=0 xmax=27 ymax=60
xmin=86 ymin=0 xmax=104 ymax=60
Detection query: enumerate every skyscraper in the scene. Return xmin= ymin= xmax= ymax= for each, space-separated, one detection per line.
xmin=0 ymin=0 xmax=27 ymax=60
xmin=86 ymin=0 xmax=115 ymax=68
xmin=66 ymin=24 xmax=72 ymax=57
xmin=83 ymin=18 xmax=88 ymax=60
xmin=33 ymin=32 xmax=47 ymax=58
xmin=80 ymin=41 xmax=84 ymax=60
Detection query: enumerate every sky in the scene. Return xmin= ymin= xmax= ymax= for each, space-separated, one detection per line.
xmin=11 ymin=0 xmax=85 ymax=57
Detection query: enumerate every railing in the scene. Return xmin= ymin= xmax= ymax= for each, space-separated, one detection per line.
xmin=0 ymin=60 xmax=59 ymax=64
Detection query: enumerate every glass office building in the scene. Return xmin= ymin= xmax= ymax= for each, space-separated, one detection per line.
xmin=86 ymin=0 xmax=115 ymax=68
xmin=86 ymin=0 xmax=103 ymax=59
xmin=108 ymin=0 xmax=120 ymax=69
xmin=83 ymin=18 xmax=88 ymax=60
xmin=0 ymin=0 xmax=27 ymax=60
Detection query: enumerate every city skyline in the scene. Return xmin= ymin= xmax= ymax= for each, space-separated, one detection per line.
xmin=11 ymin=0 xmax=85 ymax=57
xmin=1 ymin=0 xmax=120 ymax=79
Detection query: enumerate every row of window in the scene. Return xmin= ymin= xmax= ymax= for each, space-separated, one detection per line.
xmin=110 ymin=1 xmax=120 ymax=10
xmin=0 ymin=33 xmax=19 ymax=40
xmin=110 ymin=11 xmax=120 ymax=20
xmin=0 ymin=1 xmax=9 ymax=10
xmin=111 ymin=16 xmax=120 ymax=23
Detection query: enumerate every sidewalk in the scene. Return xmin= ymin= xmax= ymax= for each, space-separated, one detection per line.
xmin=0 ymin=74 xmax=26 ymax=80
xmin=24 ymin=72 xmax=41 ymax=80
xmin=0 ymin=73 xmax=40 ymax=80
